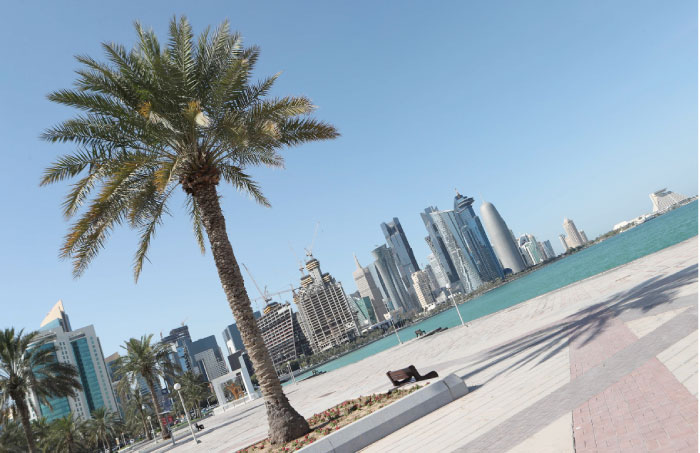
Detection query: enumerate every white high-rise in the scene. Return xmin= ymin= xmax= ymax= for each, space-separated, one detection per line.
xmin=411 ymin=270 xmax=435 ymax=309
xmin=563 ymin=218 xmax=585 ymax=248
xmin=649 ymin=189 xmax=688 ymax=212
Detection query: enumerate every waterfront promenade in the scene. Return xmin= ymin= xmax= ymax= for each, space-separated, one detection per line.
xmin=152 ymin=236 xmax=698 ymax=453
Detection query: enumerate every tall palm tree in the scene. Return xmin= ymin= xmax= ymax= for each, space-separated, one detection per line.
xmin=47 ymin=415 xmax=87 ymax=453
xmin=0 ymin=329 xmax=82 ymax=452
xmin=87 ymin=407 xmax=120 ymax=451
xmin=41 ymin=16 xmax=338 ymax=443
xmin=115 ymin=335 xmax=174 ymax=440
xmin=116 ymin=374 xmax=152 ymax=440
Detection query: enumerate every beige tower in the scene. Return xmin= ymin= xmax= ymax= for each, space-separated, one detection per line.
xmin=563 ymin=218 xmax=584 ymax=248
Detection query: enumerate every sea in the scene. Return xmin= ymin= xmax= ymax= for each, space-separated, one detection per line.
xmin=293 ymin=201 xmax=698 ymax=382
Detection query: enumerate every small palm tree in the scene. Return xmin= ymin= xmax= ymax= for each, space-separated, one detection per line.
xmin=87 ymin=408 xmax=120 ymax=451
xmin=47 ymin=415 xmax=87 ymax=453
xmin=42 ymin=16 xmax=338 ymax=443
xmin=0 ymin=420 xmax=28 ymax=453
xmin=115 ymin=335 xmax=174 ymax=440
xmin=0 ymin=329 xmax=82 ymax=452
xmin=31 ymin=417 xmax=51 ymax=452
xmin=174 ymin=371 xmax=209 ymax=419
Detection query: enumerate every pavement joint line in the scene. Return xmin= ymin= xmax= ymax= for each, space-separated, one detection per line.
xmin=453 ymin=306 xmax=698 ymax=452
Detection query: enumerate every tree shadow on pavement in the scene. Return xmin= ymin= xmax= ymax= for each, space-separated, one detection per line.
xmin=456 ymin=264 xmax=698 ymax=384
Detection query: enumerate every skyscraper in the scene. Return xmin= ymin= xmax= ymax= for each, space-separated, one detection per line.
xmin=559 ymin=234 xmax=570 ymax=252
xmin=427 ymin=254 xmax=449 ymax=288
xmin=352 ymin=254 xmax=388 ymax=321
xmin=30 ymin=302 xmax=118 ymax=422
xmin=563 ymin=218 xmax=585 ymax=248
xmin=294 ymin=255 xmax=359 ymax=353
xmin=453 ymin=192 xmax=504 ymax=281
xmin=428 ymin=209 xmax=483 ymax=292
xmin=381 ymin=218 xmax=419 ymax=287
xmin=411 ymin=270 xmax=435 ymax=309
xmin=649 ymin=188 xmax=688 ymax=212
xmin=579 ymin=230 xmax=589 ymax=243
xmin=421 ymin=207 xmax=460 ymax=286
xmin=542 ymin=240 xmax=556 ymax=259
xmin=187 ymin=336 xmax=228 ymax=381
xmin=222 ymin=323 xmax=245 ymax=355
xmin=371 ymin=245 xmax=421 ymax=313
xmin=256 ymin=302 xmax=310 ymax=366
xmin=518 ymin=234 xmax=544 ymax=266
xmin=480 ymin=202 xmax=526 ymax=274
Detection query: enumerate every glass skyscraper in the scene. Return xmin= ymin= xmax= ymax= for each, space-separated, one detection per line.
xmin=421 ymin=207 xmax=460 ymax=287
xmin=31 ymin=301 xmax=118 ymax=421
xmin=453 ymin=193 xmax=504 ymax=281
xmin=380 ymin=217 xmax=419 ymax=288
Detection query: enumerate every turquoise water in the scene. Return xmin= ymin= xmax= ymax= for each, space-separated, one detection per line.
xmin=295 ymin=202 xmax=698 ymax=381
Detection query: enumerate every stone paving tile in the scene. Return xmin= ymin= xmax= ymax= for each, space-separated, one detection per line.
xmin=571 ymin=317 xmax=698 ymax=452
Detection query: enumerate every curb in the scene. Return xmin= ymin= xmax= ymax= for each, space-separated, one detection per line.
xmin=298 ymin=374 xmax=469 ymax=453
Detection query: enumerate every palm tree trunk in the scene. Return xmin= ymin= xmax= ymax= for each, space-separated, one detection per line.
xmin=191 ymin=182 xmax=309 ymax=444
xmin=12 ymin=393 xmax=38 ymax=453
xmin=138 ymin=406 xmax=151 ymax=440
xmin=146 ymin=379 xmax=169 ymax=440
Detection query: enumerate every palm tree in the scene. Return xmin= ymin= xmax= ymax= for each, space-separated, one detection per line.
xmin=173 ymin=371 xmax=209 ymax=419
xmin=115 ymin=335 xmax=174 ymax=440
xmin=47 ymin=415 xmax=87 ymax=453
xmin=0 ymin=420 xmax=28 ymax=453
xmin=116 ymin=374 xmax=152 ymax=440
xmin=41 ymin=16 xmax=338 ymax=443
xmin=87 ymin=407 xmax=120 ymax=451
xmin=0 ymin=329 xmax=82 ymax=452
xmin=31 ymin=417 xmax=51 ymax=452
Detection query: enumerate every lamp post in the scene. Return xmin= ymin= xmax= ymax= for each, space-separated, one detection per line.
xmin=146 ymin=416 xmax=156 ymax=444
xmin=287 ymin=362 xmax=297 ymax=385
xmin=174 ymin=383 xmax=199 ymax=444
xmin=446 ymin=284 xmax=465 ymax=327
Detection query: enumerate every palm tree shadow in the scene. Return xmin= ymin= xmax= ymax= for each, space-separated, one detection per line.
xmin=457 ymin=264 xmax=698 ymax=383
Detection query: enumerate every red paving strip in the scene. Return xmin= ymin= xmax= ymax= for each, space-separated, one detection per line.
xmin=570 ymin=319 xmax=698 ymax=452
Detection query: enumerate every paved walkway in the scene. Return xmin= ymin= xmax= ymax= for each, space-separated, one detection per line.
xmin=154 ymin=236 xmax=698 ymax=453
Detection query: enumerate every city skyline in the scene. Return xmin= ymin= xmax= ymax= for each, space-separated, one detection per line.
xmin=2 ymin=1 xmax=696 ymax=357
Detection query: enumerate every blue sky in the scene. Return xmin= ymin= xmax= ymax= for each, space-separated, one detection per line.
xmin=1 ymin=1 xmax=696 ymax=355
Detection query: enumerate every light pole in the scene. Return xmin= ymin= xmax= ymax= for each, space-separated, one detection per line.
xmin=287 ymin=362 xmax=297 ymax=385
xmin=146 ymin=415 xmax=156 ymax=444
xmin=174 ymin=383 xmax=199 ymax=444
xmin=389 ymin=313 xmax=402 ymax=344
xmin=446 ymin=284 xmax=465 ymax=327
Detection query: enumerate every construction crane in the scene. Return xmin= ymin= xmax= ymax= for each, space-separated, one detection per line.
xmin=304 ymin=221 xmax=320 ymax=258
xmin=253 ymin=286 xmax=299 ymax=304
xmin=241 ymin=263 xmax=270 ymax=310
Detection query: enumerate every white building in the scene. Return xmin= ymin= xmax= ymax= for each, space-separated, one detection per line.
xmin=649 ymin=189 xmax=688 ymax=213
xmin=563 ymin=218 xmax=585 ymax=248
xmin=411 ymin=270 xmax=435 ymax=310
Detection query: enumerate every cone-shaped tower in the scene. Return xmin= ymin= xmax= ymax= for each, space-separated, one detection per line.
xmin=480 ymin=202 xmax=526 ymax=274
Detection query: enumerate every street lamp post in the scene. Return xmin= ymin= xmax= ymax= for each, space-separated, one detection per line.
xmin=446 ymin=284 xmax=465 ymax=327
xmin=146 ymin=416 xmax=156 ymax=444
xmin=174 ymin=383 xmax=199 ymax=444
xmin=287 ymin=362 xmax=297 ymax=385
